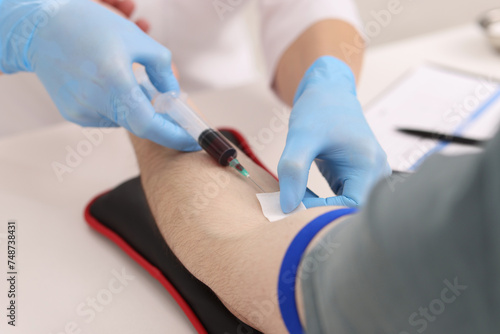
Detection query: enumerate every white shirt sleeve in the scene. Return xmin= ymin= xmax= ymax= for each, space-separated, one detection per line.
xmin=258 ymin=0 xmax=363 ymax=83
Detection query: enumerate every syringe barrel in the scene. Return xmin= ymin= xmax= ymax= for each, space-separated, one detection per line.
xmin=153 ymin=92 xmax=237 ymax=166
xmin=154 ymin=92 xmax=208 ymax=139
xmin=198 ymin=129 xmax=237 ymax=166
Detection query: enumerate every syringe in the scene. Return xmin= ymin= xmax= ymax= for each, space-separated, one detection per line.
xmin=153 ymin=91 xmax=265 ymax=192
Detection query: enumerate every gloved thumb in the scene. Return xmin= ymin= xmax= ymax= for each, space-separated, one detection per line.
xmin=303 ymin=176 xmax=373 ymax=209
xmin=139 ymin=43 xmax=180 ymax=94
xmin=278 ymin=137 xmax=318 ymax=213
xmin=116 ymin=79 xmax=199 ymax=151
xmin=303 ymin=195 xmax=359 ymax=209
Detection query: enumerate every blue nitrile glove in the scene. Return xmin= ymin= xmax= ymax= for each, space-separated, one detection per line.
xmin=0 ymin=0 xmax=200 ymax=151
xmin=278 ymin=56 xmax=391 ymax=213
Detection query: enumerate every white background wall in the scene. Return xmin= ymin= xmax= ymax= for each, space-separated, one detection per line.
xmin=243 ymin=0 xmax=499 ymax=78
xmin=355 ymin=0 xmax=499 ymax=45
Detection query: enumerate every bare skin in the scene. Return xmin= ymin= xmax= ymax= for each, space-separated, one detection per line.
xmin=122 ymin=7 xmax=362 ymax=332
xmin=129 ymin=130 xmax=350 ymax=333
xmin=1 ymin=3 xmax=363 ymax=330
xmin=115 ymin=6 xmax=361 ymax=332
xmin=274 ymin=19 xmax=364 ymax=106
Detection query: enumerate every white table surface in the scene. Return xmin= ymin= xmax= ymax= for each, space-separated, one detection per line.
xmin=1 ymin=23 xmax=499 ymax=334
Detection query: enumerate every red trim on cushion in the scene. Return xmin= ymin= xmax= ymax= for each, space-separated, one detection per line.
xmin=84 ymin=193 xmax=208 ymax=334
xmin=83 ymin=129 xmax=271 ymax=334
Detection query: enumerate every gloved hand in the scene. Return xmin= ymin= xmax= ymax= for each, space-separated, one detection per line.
xmin=278 ymin=56 xmax=391 ymax=213
xmin=0 ymin=0 xmax=199 ymax=151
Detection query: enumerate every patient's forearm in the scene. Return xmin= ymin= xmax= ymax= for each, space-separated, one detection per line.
xmin=129 ymin=134 xmax=344 ymax=332
xmin=274 ymin=19 xmax=364 ymax=105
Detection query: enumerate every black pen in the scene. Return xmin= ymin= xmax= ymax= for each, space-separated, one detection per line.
xmin=397 ymin=128 xmax=486 ymax=147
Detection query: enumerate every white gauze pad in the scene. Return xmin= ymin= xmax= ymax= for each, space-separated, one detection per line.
xmin=256 ymin=191 xmax=306 ymax=222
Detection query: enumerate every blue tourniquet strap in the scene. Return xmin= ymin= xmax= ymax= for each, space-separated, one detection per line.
xmin=278 ymin=208 xmax=357 ymax=334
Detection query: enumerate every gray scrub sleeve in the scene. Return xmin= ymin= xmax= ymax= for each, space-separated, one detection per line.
xmin=300 ymin=128 xmax=500 ymax=334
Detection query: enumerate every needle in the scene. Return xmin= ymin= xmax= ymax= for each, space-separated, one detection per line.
xmin=228 ymin=157 xmax=266 ymax=192
xmin=248 ymin=175 xmax=265 ymax=192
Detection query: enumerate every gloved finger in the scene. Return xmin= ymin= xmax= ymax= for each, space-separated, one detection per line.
xmin=68 ymin=115 xmax=119 ymax=128
xmin=278 ymin=136 xmax=319 ymax=214
xmin=114 ymin=79 xmax=201 ymax=151
xmin=58 ymin=103 xmax=115 ymax=128
xmin=342 ymin=158 xmax=393 ymax=202
xmin=130 ymin=107 xmax=201 ymax=151
xmin=135 ymin=43 xmax=179 ymax=94
xmin=303 ymin=195 xmax=359 ymax=209
xmin=307 ymin=161 xmax=392 ymax=209
xmin=140 ymin=113 xmax=201 ymax=152
xmin=304 ymin=188 xmax=320 ymax=199
xmin=52 ymin=80 xmax=112 ymax=127
xmin=96 ymin=116 xmax=119 ymax=128
xmin=127 ymin=99 xmax=201 ymax=151
xmin=80 ymin=116 xmax=120 ymax=128
xmin=337 ymin=176 xmax=376 ymax=207
xmin=139 ymin=82 xmax=156 ymax=101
